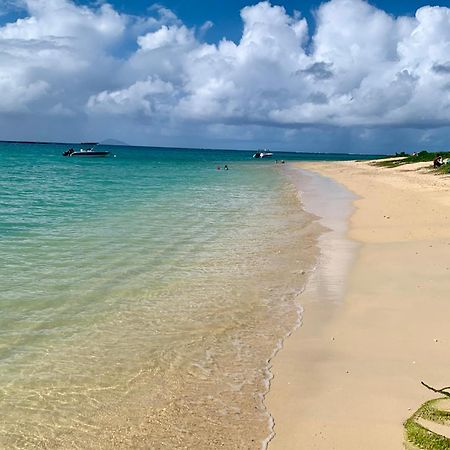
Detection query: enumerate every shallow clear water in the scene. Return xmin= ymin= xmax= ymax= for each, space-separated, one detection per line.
xmin=0 ymin=144 xmax=369 ymax=448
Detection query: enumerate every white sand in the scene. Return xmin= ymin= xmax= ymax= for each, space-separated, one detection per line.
xmin=266 ymin=160 xmax=450 ymax=449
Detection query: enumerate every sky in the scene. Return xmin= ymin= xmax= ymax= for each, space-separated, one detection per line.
xmin=1 ymin=0 xmax=450 ymax=153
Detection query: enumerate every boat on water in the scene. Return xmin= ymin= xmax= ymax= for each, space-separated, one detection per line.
xmin=63 ymin=143 xmax=110 ymax=157
xmin=253 ymin=149 xmax=273 ymax=158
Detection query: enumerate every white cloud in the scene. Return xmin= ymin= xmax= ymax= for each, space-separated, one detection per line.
xmin=199 ymin=20 xmax=214 ymax=34
xmin=0 ymin=76 xmax=48 ymax=112
xmin=0 ymin=0 xmax=127 ymax=118
xmin=0 ymin=0 xmax=125 ymax=44
xmin=86 ymin=0 xmax=450 ymax=131
xmin=1 ymin=0 xmax=450 ymax=151
xmin=137 ymin=25 xmax=195 ymax=51
xmin=87 ymin=77 xmax=174 ymax=116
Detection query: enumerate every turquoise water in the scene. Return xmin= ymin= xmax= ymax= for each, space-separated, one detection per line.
xmin=0 ymin=144 xmax=372 ymax=449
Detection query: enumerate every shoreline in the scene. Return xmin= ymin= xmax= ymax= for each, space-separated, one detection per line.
xmin=284 ymin=166 xmax=358 ymax=306
xmin=266 ymin=160 xmax=450 ymax=449
xmin=263 ymin=165 xmax=358 ymax=449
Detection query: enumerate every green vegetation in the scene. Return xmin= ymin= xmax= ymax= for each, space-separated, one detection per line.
xmin=405 ymin=418 xmax=450 ymax=450
xmin=404 ymin=399 xmax=450 ymax=450
xmin=417 ymin=400 xmax=450 ymax=425
xmin=438 ymin=164 xmax=450 ymax=175
xmin=371 ymin=151 xmax=450 ymax=170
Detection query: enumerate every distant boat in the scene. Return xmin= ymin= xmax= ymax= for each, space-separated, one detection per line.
xmin=63 ymin=143 xmax=110 ymax=157
xmin=253 ymin=149 xmax=273 ymax=158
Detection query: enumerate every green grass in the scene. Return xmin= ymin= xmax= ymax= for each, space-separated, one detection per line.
xmin=404 ymin=399 xmax=450 ymax=450
xmin=438 ymin=164 xmax=450 ymax=175
xmin=419 ymin=400 xmax=450 ymax=425
xmin=405 ymin=418 xmax=450 ymax=450
xmin=371 ymin=151 xmax=450 ymax=170
xmin=373 ymin=158 xmax=409 ymax=168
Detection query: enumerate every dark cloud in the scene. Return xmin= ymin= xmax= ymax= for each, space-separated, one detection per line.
xmin=432 ymin=62 xmax=450 ymax=75
xmin=299 ymin=62 xmax=334 ymax=80
xmin=307 ymin=92 xmax=329 ymax=104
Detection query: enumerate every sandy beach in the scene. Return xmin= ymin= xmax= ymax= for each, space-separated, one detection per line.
xmin=267 ymin=160 xmax=450 ymax=449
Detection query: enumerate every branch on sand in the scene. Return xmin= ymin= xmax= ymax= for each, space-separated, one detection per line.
xmin=421 ymin=381 xmax=450 ymax=398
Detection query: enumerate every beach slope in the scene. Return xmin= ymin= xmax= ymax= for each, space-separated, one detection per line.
xmin=267 ymin=160 xmax=450 ymax=449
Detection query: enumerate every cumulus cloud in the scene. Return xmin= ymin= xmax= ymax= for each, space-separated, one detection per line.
xmin=0 ymin=0 xmax=127 ymax=119
xmin=87 ymin=77 xmax=174 ymax=116
xmin=137 ymin=24 xmax=195 ymax=51
xmin=0 ymin=0 xmax=125 ymax=45
xmin=1 ymin=0 xmax=450 ymax=151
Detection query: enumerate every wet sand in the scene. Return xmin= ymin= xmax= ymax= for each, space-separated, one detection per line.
xmin=267 ymin=160 xmax=450 ymax=449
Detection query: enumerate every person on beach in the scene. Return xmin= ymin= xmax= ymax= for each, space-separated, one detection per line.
xmin=433 ymin=155 xmax=443 ymax=168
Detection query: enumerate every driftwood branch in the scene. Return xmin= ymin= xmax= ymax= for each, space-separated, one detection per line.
xmin=421 ymin=381 xmax=450 ymax=398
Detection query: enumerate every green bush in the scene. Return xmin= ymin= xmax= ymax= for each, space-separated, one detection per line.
xmin=372 ymin=151 xmax=450 ymax=169
xmin=438 ymin=164 xmax=450 ymax=175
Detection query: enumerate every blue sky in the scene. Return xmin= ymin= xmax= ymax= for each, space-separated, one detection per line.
xmin=4 ymin=1 xmax=450 ymax=44
xmin=1 ymin=0 xmax=450 ymax=153
xmin=108 ymin=0 xmax=450 ymax=43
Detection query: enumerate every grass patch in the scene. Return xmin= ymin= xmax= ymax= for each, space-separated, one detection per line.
xmin=438 ymin=164 xmax=450 ymax=175
xmin=372 ymin=158 xmax=408 ymax=168
xmin=419 ymin=400 xmax=450 ymax=425
xmin=405 ymin=399 xmax=450 ymax=450
xmin=405 ymin=418 xmax=450 ymax=450
xmin=371 ymin=151 xmax=450 ymax=169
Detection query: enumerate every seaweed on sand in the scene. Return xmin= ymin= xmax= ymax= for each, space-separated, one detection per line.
xmin=404 ymin=383 xmax=450 ymax=450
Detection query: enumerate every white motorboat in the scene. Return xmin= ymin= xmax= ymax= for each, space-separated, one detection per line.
xmin=63 ymin=143 xmax=110 ymax=157
xmin=253 ymin=149 xmax=273 ymax=158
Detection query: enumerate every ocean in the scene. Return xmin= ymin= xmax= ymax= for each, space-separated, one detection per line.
xmin=0 ymin=143 xmax=373 ymax=449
